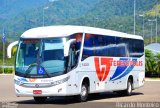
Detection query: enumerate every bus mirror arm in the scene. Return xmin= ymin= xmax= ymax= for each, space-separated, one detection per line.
xmin=64 ymin=39 xmax=76 ymax=57
xmin=7 ymin=41 xmax=18 ymax=58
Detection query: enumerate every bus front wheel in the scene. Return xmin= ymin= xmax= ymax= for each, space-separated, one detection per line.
xmin=34 ymin=97 xmax=47 ymax=103
xmin=78 ymin=83 xmax=89 ymax=102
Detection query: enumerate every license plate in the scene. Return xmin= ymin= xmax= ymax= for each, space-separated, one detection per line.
xmin=33 ymin=90 xmax=42 ymax=94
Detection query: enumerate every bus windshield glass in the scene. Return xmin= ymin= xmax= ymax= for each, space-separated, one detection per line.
xmin=16 ymin=38 xmax=67 ymax=78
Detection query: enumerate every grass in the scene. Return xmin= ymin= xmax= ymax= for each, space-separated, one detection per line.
xmin=0 ymin=56 xmax=15 ymax=74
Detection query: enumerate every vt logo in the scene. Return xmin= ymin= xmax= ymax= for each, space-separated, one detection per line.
xmin=94 ymin=57 xmax=113 ymax=81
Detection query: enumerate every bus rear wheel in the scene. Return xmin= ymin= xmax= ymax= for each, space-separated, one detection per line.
xmin=123 ymin=78 xmax=133 ymax=96
xmin=34 ymin=97 xmax=47 ymax=103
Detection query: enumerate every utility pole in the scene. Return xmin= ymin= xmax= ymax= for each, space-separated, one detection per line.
xmin=2 ymin=28 xmax=6 ymax=74
xmin=156 ymin=0 xmax=158 ymax=43
xmin=43 ymin=7 xmax=49 ymax=26
xmin=148 ymin=19 xmax=156 ymax=43
xmin=139 ymin=13 xmax=145 ymax=38
xmin=134 ymin=0 xmax=136 ymax=35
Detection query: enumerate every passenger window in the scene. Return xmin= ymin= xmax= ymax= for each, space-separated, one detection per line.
xmin=69 ymin=33 xmax=83 ymax=68
xmin=82 ymin=34 xmax=95 ymax=60
xmin=82 ymin=33 xmax=144 ymax=60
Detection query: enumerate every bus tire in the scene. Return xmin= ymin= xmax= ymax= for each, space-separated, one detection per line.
xmin=78 ymin=83 xmax=89 ymax=102
xmin=123 ymin=78 xmax=133 ymax=96
xmin=34 ymin=97 xmax=47 ymax=103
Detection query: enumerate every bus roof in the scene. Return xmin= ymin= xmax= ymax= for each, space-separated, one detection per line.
xmin=21 ymin=25 xmax=143 ymax=40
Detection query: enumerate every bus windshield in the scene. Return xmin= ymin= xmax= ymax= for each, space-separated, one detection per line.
xmin=16 ymin=38 xmax=67 ymax=78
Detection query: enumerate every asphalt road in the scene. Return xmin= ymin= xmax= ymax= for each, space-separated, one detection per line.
xmin=0 ymin=74 xmax=160 ymax=108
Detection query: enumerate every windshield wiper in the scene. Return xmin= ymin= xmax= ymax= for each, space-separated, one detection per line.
xmin=44 ymin=69 xmax=51 ymax=78
xmin=24 ymin=64 xmax=51 ymax=78
xmin=24 ymin=64 xmax=37 ymax=77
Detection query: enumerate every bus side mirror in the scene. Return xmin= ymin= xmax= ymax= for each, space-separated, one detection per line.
xmin=7 ymin=41 xmax=18 ymax=58
xmin=64 ymin=39 xmax=76 ymax=57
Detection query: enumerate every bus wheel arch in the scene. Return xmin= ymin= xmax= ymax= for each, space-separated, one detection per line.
xmin=128 ymin=75 xmax=133 ymax=84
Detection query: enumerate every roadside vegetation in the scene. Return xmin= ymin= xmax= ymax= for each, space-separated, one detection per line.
xmin=145 ymin=49 xmax=160 ymax=78
xmin=0 ymin=41 xmax=16 ymax=74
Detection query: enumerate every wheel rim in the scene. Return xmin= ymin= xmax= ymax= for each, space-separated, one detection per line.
xmin=81 ymin=85 xmax=87 ymax=97
xmin=128 ymin=82 xmax=132 ymax=93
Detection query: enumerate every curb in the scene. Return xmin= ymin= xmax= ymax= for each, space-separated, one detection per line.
xmin=145 ymin=78 xmax=160 ymax=81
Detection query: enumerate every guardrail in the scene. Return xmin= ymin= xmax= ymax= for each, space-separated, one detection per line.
xmin=0 ymin=66 xmax=14 ymax=68
xmin=0 ymin=66 xmax=14 ymax=74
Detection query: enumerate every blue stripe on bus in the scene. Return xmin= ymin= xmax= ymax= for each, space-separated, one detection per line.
xmin=110 ymin=58 xmax=137 ymax=81
xmin=110 ymin=58 xmax=129 ymax=81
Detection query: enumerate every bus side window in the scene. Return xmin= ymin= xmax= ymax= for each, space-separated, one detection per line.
xmin=116 ymin=37 xmax=129 ymax=57
xmin=82 ymin=34 xmax=95 ymax=60
xmin=128 ymin=39 xmax=144 ymax=57
xmin=94 ymin=35 xmax=105 ymax=56
xmin=69 ymin=33 xmax=83 ymax=69
xmin=105 ymin=36 xmax=116 ymax=57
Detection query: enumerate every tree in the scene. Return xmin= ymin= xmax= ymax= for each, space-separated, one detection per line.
xmin=155 ymin=53 xmax=160 ymax=77
xmin=145 ymin=49 xmax=157 ymax=76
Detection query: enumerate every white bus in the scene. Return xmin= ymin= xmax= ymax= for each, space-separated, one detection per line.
xmin=12 ymin=25 xmax=145 ymax=102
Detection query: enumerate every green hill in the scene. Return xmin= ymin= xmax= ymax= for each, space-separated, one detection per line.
xmin=0 ymin=0 xmax=160 ymax=68
xmin=0 ymin=0 xmax=159 ymax=41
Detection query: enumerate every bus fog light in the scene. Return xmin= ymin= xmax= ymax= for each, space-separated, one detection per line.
xmin=16 ymin=89 xmax=20 ymax=93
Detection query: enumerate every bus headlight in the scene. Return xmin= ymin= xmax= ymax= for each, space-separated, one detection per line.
xmin=14 ymin=79 xmax=24 ymax=86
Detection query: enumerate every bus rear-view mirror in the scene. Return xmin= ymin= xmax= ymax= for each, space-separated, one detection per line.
xmin=64 ymin=39 xmax=76 ymax=57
